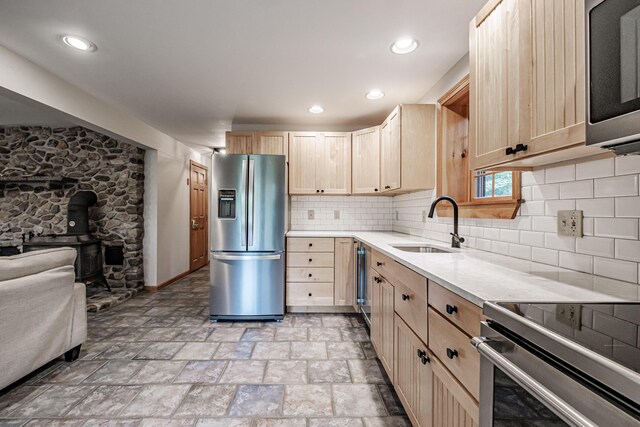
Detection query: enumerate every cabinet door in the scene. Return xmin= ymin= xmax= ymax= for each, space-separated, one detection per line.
xmin=469 ymin=0 xmax=522 ymax=169
xmin=334 ymin=238 xmax=355 ymax=306
xmin=317 ymin=132 xmax=351 ymax=194
xmin=394 ymin=314 xmax=433 ymax=427
xmin=225 ymin=132 xmax=253 ymax=154
xmin=431 ymin=355 xmax=479 ymax=427
xmin=352 ymin=126 xmax=381 ymax=194
xmin=519 ymin=0 xmax=586 ymax=156
xmin=289 ymin=132 xmax=320 ymax=194
xmin=253 ymin=132 xmax=288 ymax=156
xmin=370 ymin=268 xmax=382 ymax=353
xmin=381 ymin=107 xmax=401 ymax=192
xmin=380 ymin=277 xmax=395 ymax=381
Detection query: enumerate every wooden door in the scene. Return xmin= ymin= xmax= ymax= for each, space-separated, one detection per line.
xmin=431 ymin=356 xmax=479 ymax=427
xmin=380 ymin=277 xmax=395 ymax=381
xmin=289 ymin=132 xmax=320 ymax=194
xmin=252 ymin=132 xmax=288 ymax=156
xmin=381 ymin=106 xmax=401 ymax=192
xmin=189 ymin=161 xmax=209 ymax=271
xmin=394 ymin=314 xmax=433 ymax=427
xmin=518 ymin=0 xmax=586 ymax=156
xmin=469 ymin=0 xmax=522 ymax=170
xmin=352 ymin=126 xmax=381 ymax=194
xmin=225 ymin=132 xmax=253 ymax=154
xmin=316 ymin=132 xmax=351 ymax=194
xmin=334 ymin=238 xmax=355 ymax=306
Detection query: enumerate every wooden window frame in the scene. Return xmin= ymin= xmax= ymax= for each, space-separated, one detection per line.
xmin=436 ymin=75 xmax=521 ymax=219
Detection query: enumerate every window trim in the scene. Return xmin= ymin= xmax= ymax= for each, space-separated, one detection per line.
xmin=436 ymin=75 xmax=521 ymax=219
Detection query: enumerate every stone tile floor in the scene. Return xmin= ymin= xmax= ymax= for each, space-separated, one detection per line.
xmin=0 ymin=266 xmax=410 ymax=427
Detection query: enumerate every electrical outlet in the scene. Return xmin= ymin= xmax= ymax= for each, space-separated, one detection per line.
xmin=557 ymin=210 xmax=583 ymax=237
xmin=308 ymin=210 xmax=315 ymax=220
xmin=334 ymin=210 xmax=340 ymax=220
xmin=556 ymin=304 xmax=582 ymax=330
xmin=422 ymin=210 xmax=427 ymax=223
xmin=395 ymin=210 xmax=399 ymax=221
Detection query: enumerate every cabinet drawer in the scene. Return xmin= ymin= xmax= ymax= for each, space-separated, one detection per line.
xmin=287 ymin=237 xmax=334 ymax=252
xmin=286 ymin=267 xmax=334 ymax=282
xmin=287 ymin=252 xmax=334 ymax=268
xmin=287 ymin=282 xmax=333 ymax=306
xmin=429 ymin=281 xmax=482 ymax=337
xmin=371 ymin=251 xmax=426 ymax=298
xmin=394 ymin=279 xmax=428 ymax=344
xmin=428 ymin=308 xmax=480 ymax=400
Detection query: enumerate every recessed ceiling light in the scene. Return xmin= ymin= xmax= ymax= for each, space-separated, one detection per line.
xmin=366 ymin=89 xmax=385 ymax=100
xmin=308 ymin=105 xmax=324 ymax=114
xmin=391 ymin=38 xmax=418 ymax=54
xmin=62 ymin=35 xmax=96 ymax=52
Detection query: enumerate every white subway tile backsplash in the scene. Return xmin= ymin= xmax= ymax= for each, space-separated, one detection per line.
xmin=594 ymin=218 xmax=639 ymax=240
xmin=593 ymin=257 xmax=639 ymax=283
xmin=545 ymin=164 xmax=576 ymax=183
xmin=576 ymin=236 xmax=615 ymax=258
xmin=559 ymin=251 xmax=593 ymax=274
xmin=291 ymin=195 xmax=392 ymax=231
xmin=615 ymin=156 xmax=640 ymax=176
xmin=615 ymin=196 xmax=640 ymax=218
xmin=575 ymin=158 xmax=615 ymax=180
xmin=531 ymin=247 xmax=559 ymax=266
xmin=559 ymin=180 xmax=593 ymax=199
xmin=390 ymin=160 xmax=640 ymax=285
xmin=615 ymin=239 xmax=640 ymax=263
xmin=594 ymin=175 xmax=639 ymax=197
xmin=575 ymin=198 xmax=615 ymax=217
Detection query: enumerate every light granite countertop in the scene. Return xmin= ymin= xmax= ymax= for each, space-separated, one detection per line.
xmin=286 ymin=230 xmax=640 ymax=307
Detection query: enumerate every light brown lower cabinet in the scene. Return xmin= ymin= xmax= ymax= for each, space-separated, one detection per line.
xmin=370 ymin=269 xmax=394 ymax=381
xmin=394 ymin=314 xmax=432 ymax=427
xmin=333 ymin=238 xmax=355 ymax=306
xmin=431 ymin=354 xmax=479 ymax=427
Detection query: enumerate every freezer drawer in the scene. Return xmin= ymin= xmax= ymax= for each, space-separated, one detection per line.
xmin=210 ymin=251 xmax=285 ymax=321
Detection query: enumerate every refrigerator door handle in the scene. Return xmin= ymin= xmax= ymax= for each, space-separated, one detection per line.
xmin=241 ymin=158 xmax=248 ymax=248
xmin=247 ymin=158 xmax=255 ymax=248
xmin=212 ymin=253 xmax=282 ymax=261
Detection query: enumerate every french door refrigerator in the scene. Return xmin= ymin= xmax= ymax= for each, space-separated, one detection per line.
xmin=209 ymin=154 xmax=286 ymax=322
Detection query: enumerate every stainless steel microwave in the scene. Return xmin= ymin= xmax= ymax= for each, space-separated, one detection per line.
xmin=586 ymin=0 xmax=640 ymax=155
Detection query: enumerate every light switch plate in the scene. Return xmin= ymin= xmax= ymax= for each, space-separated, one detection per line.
xmin=334 ymin=210 xmax=340 ymax=220
xmin=308 ymin=210 xmax=315 ymax=220
xmin=557 ymin=210 xmax=583 ymax=237
xmin=422 ymin=210 xmax=427 ymax=223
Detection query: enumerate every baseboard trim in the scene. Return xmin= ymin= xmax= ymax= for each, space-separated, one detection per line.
xmin=144 ymin=270 xmax=190 ymax=293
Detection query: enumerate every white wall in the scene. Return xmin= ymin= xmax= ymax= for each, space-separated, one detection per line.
xmin=0 ymin=43 xmax=204 ymax=287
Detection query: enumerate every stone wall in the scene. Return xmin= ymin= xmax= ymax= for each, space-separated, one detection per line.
xmin=0 ymin=126 xmax=145 ymax=289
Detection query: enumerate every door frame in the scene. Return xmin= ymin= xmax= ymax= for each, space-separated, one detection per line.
xmin=189 ymin=160 xmax=209 ymax=272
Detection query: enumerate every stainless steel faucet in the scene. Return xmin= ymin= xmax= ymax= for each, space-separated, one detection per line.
xmin=428 ymin=196 xmax=465 ymax=248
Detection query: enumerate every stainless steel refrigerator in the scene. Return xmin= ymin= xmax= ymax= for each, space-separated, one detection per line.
xmin=209 ymin=154 xmax=286 ymax=322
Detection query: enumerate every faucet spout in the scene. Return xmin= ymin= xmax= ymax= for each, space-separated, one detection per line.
xmin=427 ymin=196 xmax=465 ymax=248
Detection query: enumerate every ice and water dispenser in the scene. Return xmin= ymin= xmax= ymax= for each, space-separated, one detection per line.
xmin=218 ymin=190 xmax=236 ymax=219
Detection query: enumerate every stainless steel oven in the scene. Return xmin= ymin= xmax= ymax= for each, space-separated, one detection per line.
xmin=586 ymin=0 xmax=640 ymax=154
xmin=473 ymin=302 xmax=640 ymax=427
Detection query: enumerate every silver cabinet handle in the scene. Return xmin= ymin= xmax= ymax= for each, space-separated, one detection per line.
xmin=212 ymin=254 xmax=281 ymax=261
xmin=471 ymin=337 xmax=598 ymax=427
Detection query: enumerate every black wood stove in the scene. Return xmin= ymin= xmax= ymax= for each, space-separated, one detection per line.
xmin=22 ymin=191 xmax=111 ymax=292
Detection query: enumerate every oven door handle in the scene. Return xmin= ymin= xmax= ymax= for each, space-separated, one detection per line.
xmin=472 ymin=337 xmax=599 ymax=427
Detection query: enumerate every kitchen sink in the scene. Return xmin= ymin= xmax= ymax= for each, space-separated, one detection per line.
xmin=390 ymin=245 xmax=452 ymax=253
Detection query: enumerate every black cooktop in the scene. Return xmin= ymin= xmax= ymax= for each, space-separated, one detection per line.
xmin=494 ymin=302 xmax=640 ymax=374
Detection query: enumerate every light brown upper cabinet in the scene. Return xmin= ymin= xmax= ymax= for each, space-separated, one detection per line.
xmin=470 ymin=0 xmax=608 ymax=170
xmin=380 ymin=104 xmax=437 ymax=194
xmin=225 ymin=131 xmax=288 ymax=156
xmin=352 ymin=126 xmax=381 ymax=194
xmin=289 ymin=132 xmax=351 ymax=195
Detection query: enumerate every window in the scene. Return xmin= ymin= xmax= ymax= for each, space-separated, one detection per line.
xmin=436 ymin=75 xmax=521 ymax=219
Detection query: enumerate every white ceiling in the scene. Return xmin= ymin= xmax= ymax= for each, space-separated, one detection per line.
xmin=0 ymin=0 xmax=485 ymax=149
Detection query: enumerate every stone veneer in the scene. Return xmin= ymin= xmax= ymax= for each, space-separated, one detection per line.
xmin=0 ymin=126 xmax=145 ymax=290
